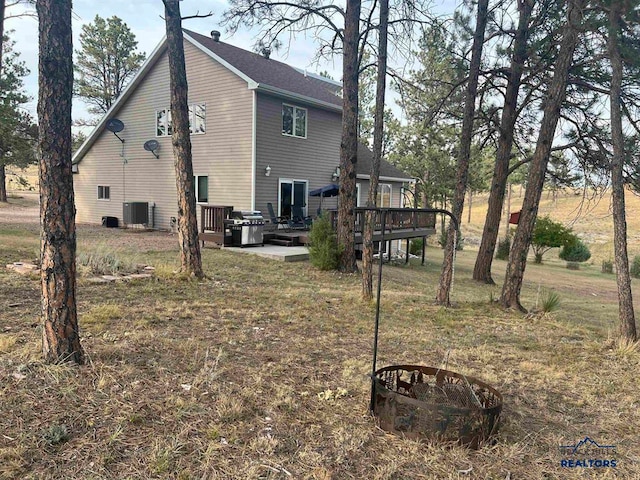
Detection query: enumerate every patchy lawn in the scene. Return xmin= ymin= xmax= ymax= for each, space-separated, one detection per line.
xmin=1 ymin=199 xmax=639 ymax=479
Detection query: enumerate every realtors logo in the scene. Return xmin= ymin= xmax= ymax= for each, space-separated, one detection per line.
xmin=559 ymin=437 xmax=617 ymax=468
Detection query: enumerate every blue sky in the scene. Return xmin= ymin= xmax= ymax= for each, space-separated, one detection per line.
xmin=6 ymin=0 xmax=459 ymax=123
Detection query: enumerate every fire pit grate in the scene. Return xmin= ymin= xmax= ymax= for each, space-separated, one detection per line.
xmin=372 ymin=365 xmax=502 ymax=448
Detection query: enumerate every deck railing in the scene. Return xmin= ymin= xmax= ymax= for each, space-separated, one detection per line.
xmin=200 ymin=205 xmax=233 ymax=233
xmin=327 ymin=208 xmax=436 ymax=234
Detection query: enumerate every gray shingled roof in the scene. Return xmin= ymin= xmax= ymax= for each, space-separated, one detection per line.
xmin=356 ymin=144 xmax=412 ymax=180
xmin=184 ymin=29 xmax=342 ymax=108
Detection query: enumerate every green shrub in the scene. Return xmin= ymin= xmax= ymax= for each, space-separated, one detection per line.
xmin=559 ymin=237 xmax=591 ymax=264
xmin=532 ymin=216 xmax=573 ymax=264
xmin=631 ymin=255 xmax=640 ymax=279
xmin=308 ymin=216 xmax=342 ymax=270
xmin=438 ymin=230 xmax=464 ymax=251
xmin=495 ymin=237 xmax=511 ymax=260
xmin=541 ymin=290 xmax=560 ymax=313
xmin=409 ymin=238 xmax=423 ymax=256
xmin=602 ymin=259 xmax=613 ymax=274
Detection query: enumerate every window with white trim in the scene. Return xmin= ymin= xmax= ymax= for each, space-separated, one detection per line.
xmin=194 ymin=175 xmax=208 ymax=203
xmin=282 ymin=104 xmax=307 ymax=138
xmin=97 ymin=185 xmax=110 ymax=200
xmin=377 ymin=184 xmax=392 ymax=207
xmin=156 ymin=103 xmax=206 ymax=136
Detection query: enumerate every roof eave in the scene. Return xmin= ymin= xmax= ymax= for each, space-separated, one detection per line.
xmin=73 ymin=36 xmax=168 ymax=164
xmin=356 ymin=174 xmax=413 ymax=183
xmin=252 ymin=84 xmax=342 ymax=112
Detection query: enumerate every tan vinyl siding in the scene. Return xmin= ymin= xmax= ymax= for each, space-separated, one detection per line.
xmin=355 ymin=179 xmax=406 ymax=208
xmin=74 ymin=40 xmax=253 ymax=229
xmin=254 ymin=93 xmax=342 ymax=217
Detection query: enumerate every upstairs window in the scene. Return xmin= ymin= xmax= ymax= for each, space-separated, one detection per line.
xmin=156 ymin=109 xmax=172 ymax=136
xmin=190 ymin=104 xmax=206 ymax=134
xmin=156 ymin=103 xmax=206 ymax=136
xmin=282 ymin=104 xmax=307 ymax=138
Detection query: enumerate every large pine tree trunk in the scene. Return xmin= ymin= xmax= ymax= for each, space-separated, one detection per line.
xmin=0 ymin=164 xmax=7 ymax=202
xmin=473 ymin=0 xmax=533 ymax=284
xmin=608 ymin=2 xmax=637 ymax=342
xmin=362 ymin=0 xmax=389 ymax=301
xmin=37 ymin=0 xmax=84 ymax=364
xmin=0 ymin=0 xmax=5 ymax=73
xmin=500 ymin=0 xmax=584 ymax=310
xmin=162 ymin=0 xmax=203 ymax=278
xmin=337 ymin=0 xmax=360 ymax=273
xmin=0 ymin=1 xmax=5 ymax=204
xmin=435 ymin=0 xmax=489 ymax=306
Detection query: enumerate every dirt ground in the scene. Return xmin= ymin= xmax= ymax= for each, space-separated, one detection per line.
xmin=1 ymin=192 xmax=179 ymax=253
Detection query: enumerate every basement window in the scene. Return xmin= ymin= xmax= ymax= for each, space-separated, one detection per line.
xmin=97 ymin=185 xmax=110 ymax=200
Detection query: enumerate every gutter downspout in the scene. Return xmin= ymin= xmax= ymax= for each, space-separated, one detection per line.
xmin=251 ymin=90 xmax=257 ymax=210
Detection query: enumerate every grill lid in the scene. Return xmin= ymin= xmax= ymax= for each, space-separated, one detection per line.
xmin=231 ymin=210 xmax=263 ymax=220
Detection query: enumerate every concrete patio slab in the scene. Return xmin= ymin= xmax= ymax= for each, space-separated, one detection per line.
xmin=224 ymin=244 xmax=309 ymax=262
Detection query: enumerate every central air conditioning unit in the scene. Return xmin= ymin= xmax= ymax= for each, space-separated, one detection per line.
xmin=123 ymin=202 xmax=149 ymax=225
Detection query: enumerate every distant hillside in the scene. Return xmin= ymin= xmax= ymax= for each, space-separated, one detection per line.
xmin=462 ymin=186 xmax=640 ymax=263
xmin=5 ymin=165 xmax=38 ymax=192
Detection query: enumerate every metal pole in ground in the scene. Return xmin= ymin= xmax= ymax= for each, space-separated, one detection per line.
xmin=370 ymin=208 xmax=387 ymax=413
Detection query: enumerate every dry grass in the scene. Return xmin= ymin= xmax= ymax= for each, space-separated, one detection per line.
xmin=465 ymin=186 xmax=640 ymax=264
xmin=1 ymin=197 xmax=640 ymax=479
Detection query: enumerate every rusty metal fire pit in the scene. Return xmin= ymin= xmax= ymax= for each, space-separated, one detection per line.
xmin=366 ymin=208 xmax=503 ymax=448
xmin=372 ymin=365 xmax=502 ymax=448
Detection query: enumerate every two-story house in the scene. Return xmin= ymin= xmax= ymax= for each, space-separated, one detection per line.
xmin=72 ymin=29 xmax=412 ymax=230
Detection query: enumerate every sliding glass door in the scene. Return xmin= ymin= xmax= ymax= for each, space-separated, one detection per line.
xmin=279 ymin=179 xmax=308 ymax=218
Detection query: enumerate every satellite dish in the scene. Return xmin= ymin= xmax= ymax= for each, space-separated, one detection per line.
xmin=106 ymin=118 xmax=124 ymax=133
xmin=144 ymin=139 xmax=160 ymax=152
xmin=143 ymin=139 xmax=160 ymax=159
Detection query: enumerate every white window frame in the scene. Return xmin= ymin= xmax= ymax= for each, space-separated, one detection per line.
xmin=189 ymin=104 xmax=206 ymax=135
xmin=356 ymin=183 xmax=361 ymax=207
xmin=282 ymin=104 xmax=307 ymax=139
xmin=377 ymin=184 xmax=392 ymax=208
xmin=194 ymin=175 xmax=208 ymax=204
xmin=278 ymin=178 xmax=309 ymax=217
xmin=156 ymin=108 xmax=172 ymax=137
xmin=97 ymin=185 xmax=110 ymax=201
xmin=156 ymin=103 xmax=206 ymax=137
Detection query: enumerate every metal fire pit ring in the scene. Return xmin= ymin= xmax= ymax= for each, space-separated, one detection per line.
xmin=372 ymin=364 xmax=503 ymax=448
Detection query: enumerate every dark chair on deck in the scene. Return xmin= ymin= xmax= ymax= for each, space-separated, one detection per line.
xmin=289 ymin=205 xmax=313 ymax=230
xmin=266 ymin=202 xmax=288 ymax=231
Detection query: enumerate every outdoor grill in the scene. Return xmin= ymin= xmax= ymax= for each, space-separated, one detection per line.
xmin=227 ymin=210 xmax=264 ymax=247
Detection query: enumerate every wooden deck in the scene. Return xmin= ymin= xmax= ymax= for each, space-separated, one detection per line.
xmin=198 ymin=205 xmax=233 ymax=246
xmin=328 ymin=208 xmax=436 ymax=244
xmin=199 ymin=206 xmax=436 ymax=250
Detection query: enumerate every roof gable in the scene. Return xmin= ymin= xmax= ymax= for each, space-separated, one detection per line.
xmin=73 ymin=30 xmax=345 ymax=164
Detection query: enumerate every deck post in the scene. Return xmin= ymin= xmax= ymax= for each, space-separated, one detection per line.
xmin=405 ymin=238 xmax=410 ymax=264
xmin=421 ymin=236 xmax=426 ymax=265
